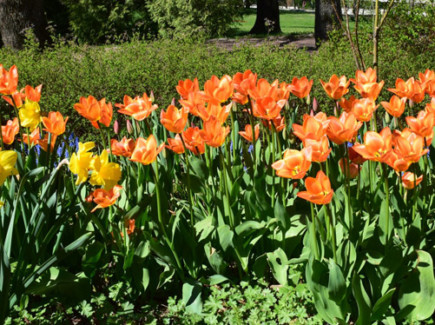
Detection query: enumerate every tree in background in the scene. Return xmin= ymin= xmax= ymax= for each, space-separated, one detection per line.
xmin=249 ymin=0 xmax=282 ymax=34
xmin=0 ymin=0 xmax=50 ymax=49
xmin=314 ymin=0 xmax=342 ymax=44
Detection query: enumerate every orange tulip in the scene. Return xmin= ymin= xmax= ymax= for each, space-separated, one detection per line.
xmin=388 ymin=78 xmax=425 ymax=103
xmin=348 ymin=146 xmax=366 ymax=164
xmin=202 ymin=75 xmax=233 ymax=105
xmin=120 ymin=219 xmax=136 ymax=238
xmin=393 ymin=128 xmax=428 ymax=163
xmin=110 ymin=137 xmax=136 ymax=157
xmin=327 ymin=112 xmax=362 ymax=145
xmin=406 ymin=110 xmax=435 ymax=141
xmin=297 ymin=170 xmax=334 ymax=205
xmin=197 ymin=103 xmax=231 ymax=124
xmin=239 ymin=124 xmax=260 ymax=143
xmin=287 ymin=76 xmax=313 ymax=99
xmin=176 ymin=78 xmax=199 ymax=99
xmin=402 ymin=172 xmax=423 ymax=190
xmin=276 ymin=81 xmax=291 ymax=101
xmin=262 ymin=114 xmax=286 ymax=132
xmin=182 ymin=127 xmax=205 ymax=155
xmin=22 ymin=128 xmax=40 ymax=146
xmin=320 ymin=75 xmax=350 ymax=100
xmin=350 ymin=67 xmax=377 ymax=84
xmin=130 ymin=135 xmax=164 ymax=165
xmin=116 ymin=93 xmax=157 ymax=121
xmin=0 ymin=65 xmax=18 ymax=95
xmin=351 ymin=98 xmax=379 ymax=122
xmin=160 ymin=105 xmax=189 ymax=133
xmin=418 ymin=69 xmax=435 ymax=84
xmin=232 ymin=70 xmax=257 ymax=105
xmin=352 ymin=127 xmax=393 ymax=162
xmin=248 ymin=78 xmax=279 ymax=101
xmin=1 ymin=118 xmax=19 ymax=145
xmin=426 ymin=98 xmax=435 ymax=114
xmin=304 ymin=136 xmax=331 ymax=162
xmin=179 ymin=91 xmax=206 ymax=117
xmin=383 ymin=150 xmax=411 ymax=172
xmin=423 ymin=79 xmax=435 ymax=97
xmin=42 ymin=111 xmax=68 ymax=136
xmin=200 ymin=116 xmax=230 ymax=147
xmin=252 ymin=97 xmax=286 ymax=120
xmin=271 ymin=147 xmax=312 ymax=179
xmin=354 ymin=81 xmax=384 ymax=101
xmin=90 ymin=185 xmax=123 ymax=212
xmin=166 ymin=134 xmax=185 ymax=154
xmin=74 ymin=96 xmax=113 ymax=129
xmin=293 ymin=114 xmax=327 ymax=142
xmin=3 ymin=84 xmax=43 ymax=108
xmin=381 ymin=95 xmax=406 ymax=117
xmin=339 ymin=158 xmax=360 ymax=178
xmin=339 ymin=95 xmax=357 ymax=113
xmin=38 ymin=133 xmax=57 ymax=152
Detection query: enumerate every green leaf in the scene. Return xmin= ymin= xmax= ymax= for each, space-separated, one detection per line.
xmin=371 ymin=288 xmax=396 ymax=321
xmin=352 ymin=273 xmax=372 ymax=325
xmin=182 ymin=281 xmax=203 ymax=314
xmin=398 ymin=250 xmax=435 ymax=321
xmin=327 ymin=259 xmax=346 ymax=303
xmin=267 ymin=248 xmax=289 ymax=286
xmin=217 ymin=225 xmax=234 ymax=252
xmin=378 ymin=197 xmax=392 ymax=245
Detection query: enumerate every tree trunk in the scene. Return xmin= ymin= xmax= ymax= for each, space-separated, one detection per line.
xmin=0 ymin=0 xmax=50 ymax=50
xmin=249 ymin=0 xmax=281 ymax=34
xmin=315 ymin=0 xmax=342 ymax=44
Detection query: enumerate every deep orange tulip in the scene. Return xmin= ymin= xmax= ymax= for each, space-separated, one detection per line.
xmin=120 ymin=219 xmax=136 ymax=238
xmin=276 ymin=81 xmax=291 ymax=101
xmin=424 ymin=79 xmax=435 ymax=97
xmin=179 ymin=91 xmax=206 ymax=117
xmin=393 ymin=128 xmax=428 ymax=163
xmin=0 ymin=65 xmax=18 ymax=95
xmin=232 ymin=70 xmax=257 ymax=105
xmin=293 ymin=114 xmax=327 ymax=142
xmin=350 ymin=68 xmax=377 ymax=84
xmin=297 ymin=170 xmax=334 ymax=205
xmin=339 ymin=158 xmax=360 ymax=178
xmin=348 ymin=146 xmax=366 ymax=164
xmin=406 ymin=110 xmax=435 ymax=140
xmin=248 ymin=78 xmax=279 ymax=101
xmin=327 ymin=112 xmax=362 ymax=145
xmin=116 ymin=93 xmax=157 ymax=121
xmin=418 ymin=69 xmax=435 ymax=84
xmin=3 ymin=85 xmax=43 ymax=107
xmin=38 ymin=133 xmax=57 ymax=152
xmin=202 ymin=75 xmax=233 ymax=105
xmin=42 ymin=111 xmax=68 ymax=136
xmin=1 ymin=118 xmax=19 ymax=145
xmin=351 ymin=98 xmax=379 ymax=122
xmin=383 ymin=150 xmax=411 ymax=172
xmin=160 ymin=105 xmax=189 ymax=133
xmin=166 ymin=134 xmax=185 ymax=154
xmin=354 ymin=81 xmax=384 ymax=101
xmin=339 ymin=95 xmax=357 ymax=113
xmin=197 ymin=103 xmax=231 ymax=124
xmin=271 ymin=147 xmax=312 ymax=179
xmin=90 ymin=185 xmax=123 ymax=212
xmin=402 ymin=172 xmax=423 ymax=190
xmin=381 ymin=95 xmax=406 ymax=117
xmin=262 ymin=114 xmax=286 ymax=132
xmin=182 ymin=127 xmax=205 ymax=155
xmin=22 ymin=128 xmax=40 ymax=146
xmin=176 ymin=78 xmax=199 ymax=99
xmin=388 ymin=78 xmax=425 ymax=103
xmin=74 ymin=96 xmax=113 ymax=129
xmin=304 ymin=136 xmax=331 ymax=162
xmin=287 ymin=76 xmax=313 ymax=99
xmin=352 ymin=127 xmax=393 ymax=162
xmin=426 ymin=98 xmax=435 ymax=114
xmin=130 ymin=135 xmax=164 ymax=165
xmin=111 ymin=137 xmax=136 ymax=157
xmin=200 ymin=116 xmax=230 ymax=147
xmin=320 ymin=75 xmax=350 ymax=100
xmin=252 ymin=97 xmax=286 ymax=120
xmin=239 ymin=124 xmax=260 ymax=143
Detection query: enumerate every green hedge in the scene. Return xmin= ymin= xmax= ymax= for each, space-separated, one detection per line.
xmin=0 ymin=37 xmax=433 ymax=138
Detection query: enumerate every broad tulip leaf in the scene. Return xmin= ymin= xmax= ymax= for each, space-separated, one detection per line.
xmin=217 ymin=225 xmax=234 ymax=252
xmin=182 ymin=281 xmax=202 ymax=314
xmin=398 ymin=250 xmax=435 ymax=321
xmin=327 ymin=259 xmax=346 ymax=303
xmin=378 ymin=197 xmax=392 ymax=245
xmin=267 ymin=248 xmax=289 ymax=286
xmin=352 ymin=273 xmax=372 ymax=325
xmin=371 ymin=288 xmax=396 ymax=321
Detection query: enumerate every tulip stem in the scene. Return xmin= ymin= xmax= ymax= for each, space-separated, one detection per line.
xmin=326 ymin=203 xmax=337 ymax=263
xmin=153 ymin=160 xmax=184 ymax=280
xmin=343 ymin=144 xmax=353 ymax=230
xmin=271 ymin=127 xmax=276 ymax=208
xmin=0 ymin=112 xmax=4 ymax=151
xmin=382 ymin=163 xmax=390 ymax=242
xmin=182 ymin=144 xmax=194 ymax=228
xmin=310 ymin=203 xmax=320 ymax=260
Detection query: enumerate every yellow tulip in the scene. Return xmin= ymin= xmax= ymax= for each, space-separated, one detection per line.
xmin=69 ymin=142 xmax=95 ymax=185
xmin=0 ymin=150 xmax=18 ymax=185
xmin=19 ymin=99 xmax=41 ymax=131
xmin=89 ymin=150 xmax=121 ymax=189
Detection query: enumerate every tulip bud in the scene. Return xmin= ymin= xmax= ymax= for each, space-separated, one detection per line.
xmin=306 ymin=94 xmax=311 ymax=106
xmin=310 ymin=109 xmax=314 ymax=117
xmin=312 ymin=97 xmax=318 ymax=112
xmin=384 ymin=111 xmax=390 ymax=124
xmin=150 ymin=91 xmax=155 ymax=102
xmin=171 ymin=98 xmax=176 ymax=106
xmin=126 ymin=120 xmax=133 ymax=134
xmin=409 ymin=99 xmax=414 ymax=108
xmin=113 ymin=120 xmax=119 ymax=134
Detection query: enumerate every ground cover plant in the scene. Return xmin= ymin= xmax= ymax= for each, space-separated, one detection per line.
xmin=1 ymin=60 xmax=435 ymax=324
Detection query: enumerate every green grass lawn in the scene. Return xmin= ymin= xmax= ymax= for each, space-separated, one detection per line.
xmin=229 ymin=9 xmax=365 ymax=37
